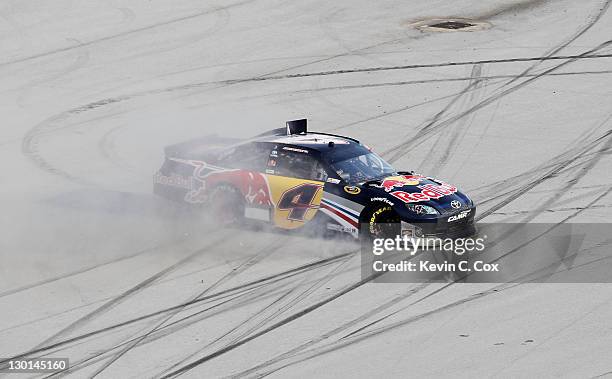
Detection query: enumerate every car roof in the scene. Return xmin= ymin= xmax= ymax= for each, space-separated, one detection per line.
xmin=253 ymin=132 xmax=371 ymax=163
xmin=258 ymin=132 xmax=358 ymax=149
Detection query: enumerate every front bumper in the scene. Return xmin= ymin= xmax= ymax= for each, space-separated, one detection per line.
xmin=401 ymin=207 xmax=476 ymax=239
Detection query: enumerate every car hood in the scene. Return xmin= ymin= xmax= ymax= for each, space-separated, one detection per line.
xmin=363 ymin=174 xmax=471 ymax=212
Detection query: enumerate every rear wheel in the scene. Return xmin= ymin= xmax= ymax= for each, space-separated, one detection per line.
xmin=210 ymin=184 xmax=244 ymax=225
xmin=366 ymin=205 xmax=401 ymax=239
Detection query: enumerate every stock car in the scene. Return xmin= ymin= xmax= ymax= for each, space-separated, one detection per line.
xmin=153 ymin=119 xmax=475 ymax=239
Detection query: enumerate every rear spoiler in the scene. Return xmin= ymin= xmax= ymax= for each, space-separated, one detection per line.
xmin=165 ymin=119 xmax=308 ymax=157
xmin=256 ymin=118 xmax=307 ymax=137
xmin=164 ymin=135 xmax=242 ymax=158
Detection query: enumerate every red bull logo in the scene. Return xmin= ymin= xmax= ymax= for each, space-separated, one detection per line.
xmin=378 ymin=175 xmax=424 ymax=192
xmin=390 ymin=182 xmax=458 ymax=203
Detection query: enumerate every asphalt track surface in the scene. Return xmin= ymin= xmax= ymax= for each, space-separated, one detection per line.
xmin=1 ymin=1 xmax=612 ymax=378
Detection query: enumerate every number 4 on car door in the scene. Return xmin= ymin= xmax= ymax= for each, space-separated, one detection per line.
xmin=278 ymin=183 xmax=322 ymax=221
xmin=264 ymin=149 xmax=325 ymax=229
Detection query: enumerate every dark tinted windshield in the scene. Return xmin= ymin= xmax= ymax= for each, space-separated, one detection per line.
xmin=330 ymin=152 xmax=395 ymax=184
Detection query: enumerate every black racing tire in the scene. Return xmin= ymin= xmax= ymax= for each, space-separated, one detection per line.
xmin=365 ymin=205 xmax=401 ymax=239
xmin=210 ymin=184 xmax=244 ymax=225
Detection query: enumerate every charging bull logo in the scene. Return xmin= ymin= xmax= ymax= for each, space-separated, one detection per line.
xmin=243 ymin=172 xmax=273 ymax=206
xmin=378 ymin=175 xmax=424 ymax=192
xmin=167 ymin=158 xmax=272 ymax=206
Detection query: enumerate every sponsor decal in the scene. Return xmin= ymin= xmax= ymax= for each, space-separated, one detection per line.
xmin=245 ymin=207 xmax=271 ymax=221
xmin=166 ymin=158 xmax=272 ymax=206
xmin=326 ymin=178 xmax=341 ymax=184
xmin=282 ymin=146 xmax=309 ymax=154
xmin=369 ymin=206 xmax=392 ymax=234
xmin=370 ymin=197 xmax=394 ymax=206
xmin=390 ymin=182 xmax=458 ymax=204
xmin=165 ymin=158 xmax=212 ymax=203
xmin=244 ymin=172 xmax=273 ymax=206
xmin=448 ymin=209 xmax=471 ymax=222
xmin=344 ymin=186 xmax=361 ymax=195
xmin=271 ymin=150 xmax=278 ymax=157
xmin=185 ymin=186 xmax=208 ymax=203
xmin=410 ymin=204 xmax=427 ymax=215
xmin=451 ymin=200 xmax=462 ymax=209
xmin=293 ymin=137 xmax=350 ymax=145
xmin=154 ymin=172 xmax=193 ymax=189
xmin=266 ymin=169 xmax=275 ymax=174
xmin=326 ymin=223 xmax=357 ymax=233
xmin=376 ymin=175 xmax=425 ymax=192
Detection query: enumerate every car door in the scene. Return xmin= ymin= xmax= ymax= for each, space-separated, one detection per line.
xmin=264 ymin=147 xmax=327 ymax=229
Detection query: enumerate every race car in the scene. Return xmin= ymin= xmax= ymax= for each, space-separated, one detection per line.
xmin=153 ymin=119 xmax=475 ymax=239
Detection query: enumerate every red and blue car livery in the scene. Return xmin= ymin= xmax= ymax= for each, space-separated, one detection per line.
xmin=153 ymin=119 xmax=475 ymax=238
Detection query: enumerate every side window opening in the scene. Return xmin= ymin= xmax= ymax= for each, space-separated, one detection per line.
xmin=222 ymin=143 xmax=269 ymax=170
xmin=271 ymin=149 xmax=328 ymax=181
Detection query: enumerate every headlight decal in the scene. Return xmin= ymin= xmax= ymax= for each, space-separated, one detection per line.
xmin=406 ymin=203 xmax=438 ymax=215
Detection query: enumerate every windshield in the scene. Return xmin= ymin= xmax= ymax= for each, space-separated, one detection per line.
xmin=330 ymin=152 xmax=395 ymax=184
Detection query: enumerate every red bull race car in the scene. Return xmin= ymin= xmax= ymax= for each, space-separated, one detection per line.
xmin=154 ymin=119 xmax=475 ymax=239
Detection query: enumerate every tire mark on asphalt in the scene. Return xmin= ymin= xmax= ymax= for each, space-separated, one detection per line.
xmin=361 ymin=188 xmax=612 ymax=333
xmin=32 ymin=233 xmax=231 ymax=350
xmin=247 ymin=204 xmax=612 ymax=377
xmin=491 ymin=203 xmax=612 ymax=216
xmin=83 ymin=254 xmax=361 ymax=373
xmin=593 ymin=369 xmax=612 ymax=378
xmin=290 ymin=69 xmax=612 ymax=96
xmin=503 ymin=0 xmax=612 ymax=86
xmin=515 ymin=121 xmax=612 ymax=223
xmin=88 ymin=237 xmax=288 ymax=377
xmin=16 ymin=29 xmax=413 ymax=184
xmin=231 ymin=282 xmax=431 ymax=378
xmin=41 ymin=284 xmax=291 ymax=378
xmin=449 ymin=96 xmax=501 ymax=182
xmin=326 ymin=79 xmax=503 ymax=132
xmin=0 ymin=0 xmax=259 ymax=68
xmin=472 ymin=143 xmax=607 ymax=202
xmin=493 ymin=293 xmax=612 ymax=376
xmin=238 ymin=176 xmax=612 ymax=376
xmin=0 ymin=255 xmax=247 ymax=336
xmin=157 ymin=250 xmax=356 ymax=377
xmin=15 ymin=40 xmax=90 ymax=106
xmin=112 ymin=6 xmax=232 ymax=69
xmin=43 ymin=250 xmax=358 ymax=376
xmin=0 ymin=251 xmax=354 ymax=365
xmin=419 ymin=64 xmax=485 ymax=176
xmin=221 ymin=52 xmax=612 ymax=84
xmin=158 ymin=265 xmax=388 ymax=378
xmin=97 ymin=123 xmax=139 ymax=174
xmin=476 ymin=128 xmax=612 ymax=221
xmin=22 ymin=106 xmax=133 ymax=184
xmin=0 ymin=237 xmax=185 ymax=299
xmin=469 ymin=144 xmax=607 ymax=200
xmin=475 ymin=0 xmax=551 ymax=19
xmin=382 ymin=39 xmax=612 ymax=164
xmin=21 ymin=47 xmax=612 ymax=184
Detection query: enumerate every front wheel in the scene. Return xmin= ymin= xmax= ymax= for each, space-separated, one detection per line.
xmin=365 ymin=205 xmax=401 ymax=239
